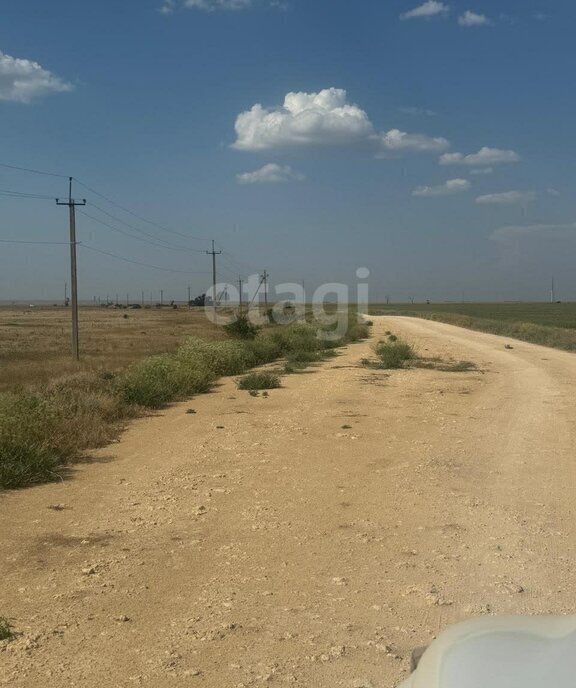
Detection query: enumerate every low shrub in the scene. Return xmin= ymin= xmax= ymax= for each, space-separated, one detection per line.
xmin=117 ymin=355 xmax=214 ymax=409
xmin=374 ymin=340 xmax=415 ymax=369
xmin=223 ymin=314 xmax=259 ymax=340
xmin=238 ymin=372 xmax=282 ymax=391
xmin=0 ymin=617 xmax=15 ymax=641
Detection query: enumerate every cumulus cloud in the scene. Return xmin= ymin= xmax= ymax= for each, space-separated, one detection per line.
xmin=0 ymin=50 xmax=73 ymax=104
xmin=378 ymin=129 xmax=449 ymax=153
xmin=412 ymin=178 xmax=470 ymax=197
xmin=440 ymin=146 xmax=520 ymax=167
xmin=233 ymin=88 xmax=373 ymax=151
xmin=400 ymin=1 xmax=449 ymax=20
xmin=458 ymin=10 xmax=491 ymax=26
xmin=476 ymin=191 xmax=536 ymax=205
xmin=233 ymin=88 xmax=449 ymax=156
xmin=491 ymin=223 xmax=576 ymax=243
xmin=236 ymin=163 xmax=304 ymax=184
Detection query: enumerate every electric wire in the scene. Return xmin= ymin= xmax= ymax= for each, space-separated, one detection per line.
xmin=78 ymin=208 xmax=206 ymax=254
xmin=79 ymin=244 xmax=208 ymax=274
xmin=0 ymin=161 xmax=69 ymax=179
xmin=74 ymin=177 xmax=209 ymax=243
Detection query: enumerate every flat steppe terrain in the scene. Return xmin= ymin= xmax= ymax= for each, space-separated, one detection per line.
xmin=0 ymin=306 xmax=222 ymax=391
xmin=1 ymin=316 xmax=574 ymax=687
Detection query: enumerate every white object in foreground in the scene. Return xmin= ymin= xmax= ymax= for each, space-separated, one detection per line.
xmin=399 ymin=615 xmax=576 ymax=688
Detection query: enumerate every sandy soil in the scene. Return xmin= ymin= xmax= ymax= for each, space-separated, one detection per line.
xmin=1 ymin=316 xmax=575 ymax=687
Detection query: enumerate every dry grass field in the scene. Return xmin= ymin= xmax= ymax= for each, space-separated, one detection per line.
xmin=0 ymin=306 xmax=224 ymax=392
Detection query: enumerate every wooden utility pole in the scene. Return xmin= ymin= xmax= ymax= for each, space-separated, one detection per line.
xmin=56 ymin=178 xmax=86 ymax=361
xmin=188 ymin=285 xmax=191 ymax=310
xmin=262 ymin=270 xmax=269 ymax=310
xmin=206 ymin=240 xmax=222 ymax=308
xmin=238 ymin=277 xmax=243 ymax=309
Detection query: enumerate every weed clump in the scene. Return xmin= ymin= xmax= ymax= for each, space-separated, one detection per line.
xmin=374 ymin=340 xmax=415 ymax=369
xmin=223 ymin=315 xmax=259 ymax=340
xmin=238 ymin=372 xmax=281 ymax=391
xmin=0 ymin=617 xmax=15 ymax=641
xmin=117 ymin=355 xmax=214 ymax=409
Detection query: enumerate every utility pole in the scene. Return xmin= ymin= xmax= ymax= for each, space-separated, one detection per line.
xmin=160 ymin=289 xmax=164 ymax=307
xmin=64 ymin=282 xmax=68 ymax=307
xmin=551 ymin=278 xmax=556 ymax=304
xmin=206 ymin=240 xmax=222 ymax=308
xmin=141 ymin=290 xmax=145 ymax=307
xmin=188 ymin=285 xmax=191 ymax=310
xmin=56 ymin=177 xmax=86 ymax=361
xmin=126 ymin=293 xmax=129 ymax=307
xmin=238 ymin=277 xmax=243 ymax=310
xmin=262 ymin=270 xmax=269 ymax=310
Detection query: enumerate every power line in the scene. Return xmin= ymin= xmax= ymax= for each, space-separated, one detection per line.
xmin=83 ymin=203 xmax=207 ymax=253
xmin=78 ymin=208 xmax=206 ymax=255
xmin=79 ymin=243 xmax=208 ymax=274
xmin=74 ymin=177 xmax=210 ymax=243
xmin=0 ymin=188 xmax=56 ymax=200
xmin=0 ymin=238 xmax=68 ymax=245
xmin=0 ymin=161 xmax=69 ymax=179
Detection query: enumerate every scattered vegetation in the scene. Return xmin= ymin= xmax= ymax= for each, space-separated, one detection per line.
xmin=223 ymin=314 xmax=260 ymax=340
xmin=372 ymin=340 xmax=416 ymax=369
xmin=0 ymin=617 xmax=15 ymax=641
xmin=413 ymin=359 xmax=477 ymax=373
xmin=238 ymin=372 xmax=282 ymax=391
xmin=0 ymin=316 xmax=370 ymax=490
xmin=363 ymin=333 xmax=476 ymax=374
xmin=370 ymin=302 xmax=576 ymax=352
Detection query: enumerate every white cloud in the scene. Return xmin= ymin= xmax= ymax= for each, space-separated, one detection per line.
xmin=237 ymin=163 xmax=304 ymax=184
xmin=233 ymin=88 xmax=373 ymax=151
xmin=440 ymin=146 xmax=520 ymax=167
xmin=547 ymin=187 xmax=561 ymax=197
xmin=470 ymin=167 xmax=494 ymax=175
xmin=233 ymin=87 xmax=449 ymax=156
xmin=491 ymin=223 xmax=576 ymax=243
xmin=378 ymin=129 xmax=449 ymax=153
xmin=400 ymin=1 xmax=449 ymax=20
xmin=412 ymin=178 xmax=470 ymax=197
xmin=0 ymin=50 xmax=73 ymax=104
xmin=159 ymin=0 xmax=176 ymax=13
xmin=458 ymin=10 xmax=491 ymax=26
xmin=476 ymin=191 xmax=536 ymax=205
xmin=182 ymin=0 xmax=253 ymax=9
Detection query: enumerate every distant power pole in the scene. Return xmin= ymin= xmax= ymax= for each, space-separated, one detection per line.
xmin=206 ymin=240 xmax=222 ymax=307
xmin=56 ymin=177 xmax=86 ymax=361
xmin=141 ymin=290 xmax=145 ymax=307
xmin=262 ymin=270 xmax=269 ymax=310
xmin=126 ymin=293 xmax=129 ymax=307
xmin=160 ymin=289 xmax=164 ymax=306
xmin=64 ymin=282 xmax=68 ymax=307
xmin=551 ymin=278 xmax=556 ymax=303
xmin=238 ymin=277 xmax=243 ymax=309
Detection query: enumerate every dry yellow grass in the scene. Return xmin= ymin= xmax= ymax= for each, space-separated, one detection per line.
xmin=0 ymin=306 xmax=224 ymax=392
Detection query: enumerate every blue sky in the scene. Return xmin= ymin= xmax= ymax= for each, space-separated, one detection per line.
xmin=1 ymin=0 xmax=575 ymax=302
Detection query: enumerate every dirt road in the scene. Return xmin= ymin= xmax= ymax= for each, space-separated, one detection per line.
xmin=1 ymin=316 xmax=575 ymax=687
